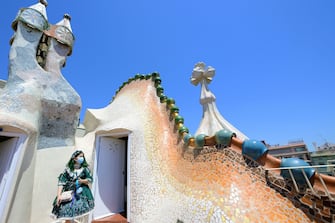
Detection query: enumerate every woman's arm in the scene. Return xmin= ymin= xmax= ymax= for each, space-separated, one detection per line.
xmin=79 ymin=167 xmax=93 ymax=185
xmin=56 ymin=185 xmax=63 ymax=205
xmin=78 ymin=178 xmax=89 ymax=185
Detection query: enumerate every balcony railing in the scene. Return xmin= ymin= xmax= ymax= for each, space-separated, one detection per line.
xmin=266 ymin=164 xmax=335 ymax=200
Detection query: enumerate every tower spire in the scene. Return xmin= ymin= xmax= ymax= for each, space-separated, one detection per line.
xmin=191 ymin=62 xmax=248 ymax=140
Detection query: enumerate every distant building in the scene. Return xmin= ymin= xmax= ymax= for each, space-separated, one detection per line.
xmin=267 ymin=140 xmax=335 ymax=176
xmin=310 ymin=142 xmax=335 ymax=176
xmin=267 ymin=140 xmax=311 ymax=164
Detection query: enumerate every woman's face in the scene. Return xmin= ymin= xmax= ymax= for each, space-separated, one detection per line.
xmin=75 ymin=153 xmax=83 ymax=160
xmin=74 ymin=153 xmax=84 ymax=164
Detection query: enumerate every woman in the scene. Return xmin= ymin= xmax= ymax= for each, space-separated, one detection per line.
xmin=51 ymin=150 xmax=94 ymax=222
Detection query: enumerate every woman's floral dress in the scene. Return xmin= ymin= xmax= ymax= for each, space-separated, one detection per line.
xmin=51 ymin=167 xmax=95 ymax=220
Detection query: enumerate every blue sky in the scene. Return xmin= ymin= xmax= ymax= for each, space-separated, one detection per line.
xmin=0 ymin=0 xmax=334 ymax=151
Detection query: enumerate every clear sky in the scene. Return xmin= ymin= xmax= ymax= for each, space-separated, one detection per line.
xmin=0 ymin=0 xmax=334 ymax=151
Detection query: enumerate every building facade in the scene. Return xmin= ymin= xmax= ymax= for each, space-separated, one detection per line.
xmin=267 ymin=140 xmax=311 ymax=163
xmin=310 ymin=142 xmax=335 ymax=176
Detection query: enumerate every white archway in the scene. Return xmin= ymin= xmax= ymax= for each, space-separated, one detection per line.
xmin=0 ymin=131 xmax=27 ymax=223
xmin=91 ymin=131 xmax=130 ymax=221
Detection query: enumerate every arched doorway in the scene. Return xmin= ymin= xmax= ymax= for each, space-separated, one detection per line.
xmin=92 ymin=134 xmax=128 ymax=220
xmin=0 ymin=131 xmax=27 ymax=222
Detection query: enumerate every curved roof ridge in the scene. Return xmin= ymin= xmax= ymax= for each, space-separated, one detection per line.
xmin=110 ymin=72 xmax=335 ymax=197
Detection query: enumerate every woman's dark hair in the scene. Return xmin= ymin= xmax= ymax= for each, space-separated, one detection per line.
xmin=67 ymin=150 xmax=88 ymax=171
